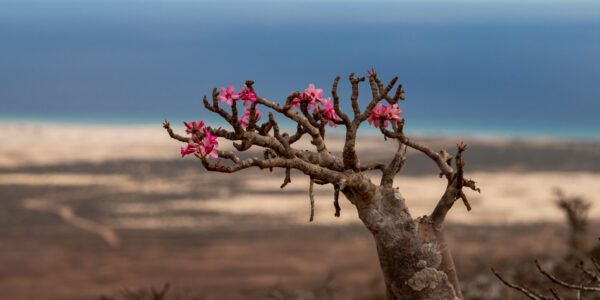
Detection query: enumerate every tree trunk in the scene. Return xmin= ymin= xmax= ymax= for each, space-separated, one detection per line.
xmin=345 ymin=183 xmax=462 ymax=300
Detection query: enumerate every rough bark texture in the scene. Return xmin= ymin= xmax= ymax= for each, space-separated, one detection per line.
xmin=344 ymin=176 xmax=460 ymax=300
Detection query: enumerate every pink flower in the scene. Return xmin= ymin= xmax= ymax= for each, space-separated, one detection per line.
xmin=368 ymin=103 xmax=385 ymax=128
xmin=291 ymin=83 xmax=324 ymax=110
xmin=239 ymin=85 xmax=257 ymax=106
xmin=180 ymin=140 xmax=197 ymax=157
xmin=316 ymin=98 xmax=340 ymax=127
xmin=367 ymin=103 xmax=402 ymax=128
xmin=383 ymin=104 xmax=402 ymax=125
xmin=240 ymin=107 xmax=262 ymax=129
xmin=183 ymin=120 xmax=205 ymax=134
xmin=291 ymin=93 xmax=310 ymax=109
xmin=304 ymin=83 xmax=323 ymax=100
xmin=218 ymin=85 xmax=239 ymax=106
xmin=199 ymin=132 xmax=219 ymax=159
xmin=180 ymin=132 xmax=219 ymax=159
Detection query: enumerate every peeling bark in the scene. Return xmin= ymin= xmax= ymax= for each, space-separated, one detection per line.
xmin=344 ymin=178 xmax=461 ymax=300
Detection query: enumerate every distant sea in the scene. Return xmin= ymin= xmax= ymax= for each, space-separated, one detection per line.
xmin=1 ymin=0 xmax=599 ymax=141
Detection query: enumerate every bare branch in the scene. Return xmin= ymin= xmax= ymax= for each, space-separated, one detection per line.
xmin=430 ymin=142 xmax=476 ymax=226
xmin=200 ymin=154 xmax=347 ymax=188
xmin=455 ymin=142 xmax=472 ymax=211
xmin=374 ymin=76 xmax=386 ymax=96
xmin=374 ymin=75 xmax=402 ymax=105
xmin=549 ymin=288 xmax=565 ymax=300
xmin=246 ymin=102 xmax=260 ymax=132
xmin=459 ymin=191 xmax=472 ymax=211
xmin=217 ymin=150 xmax=241 ymax=164
xmin=380 ymin=126 xmax=454 ymax=179
xmin=163 ymin=120 xmax=189 ymax=143
xmin=289 ymin=124 xmax=307 ymax=144
xmin=381 ymin=142 xmax=407 ymax=187
xmin=263 ymin=148 xmax=277 ymax=171
xmin=463 ymin=178 xmax=481 ymax=193
xmin=341 ymin=126 xmax=360 ymax=171
xmin=203 ymin=91 xmax=242 ymax=133
xmin=384 ymin=77 xmax=399 ymax=98
xmin=430 ymin=182 xmax=459 ymax=228
xmin=204 ymin=125 xmax=344 ymax=174
xmin=491 ymin=268 xmax=552 ymax=300
xmin=392 ymin=82 xmax=406 ymax=102
xmin=576 ymin=261 xmax=600 ymax=283
xmin=536 ymin=260 xmax=600 ymax=292
xmin=455 ymin=142 xmax=467 ymax=191
xmin=331 ymin=76 xmax=351 ymax=126
xmin=592 ymin=258 xmax=600 ymax=279
xmin=367 ymin=75 xmax=380 ymax=105
xmin=281 ymin=167 xmax=291 ymax=188
xmin=349 ymin=73 xmax=365 ymax=117
xmin=359 ymin=162 xmax=386 ymax=172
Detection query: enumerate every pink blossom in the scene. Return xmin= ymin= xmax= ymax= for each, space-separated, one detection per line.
xmin=183 ymin=120 xmax=205 ymax=134
xmin=291 ymin=93 xmax=310 ymax=109
xmin=291 ymin=83 xmax=324 ymax=110
xmin=240 ymin=107 xmax=262 ymax=129
xmin=218 ymin=85 xmax=239 ymax=106
xmin=383 ymin=104 xmax=402 ymax=125
xmin=239 ymin=85 xmax=257 ymax=106
xmin=317 ymin=98 xmax=340 ymax=127
xmin=367 ymin=103 xmax=402 ymax=128
xmin=304 ymin=83 xmax=323 ymax=100
xmin=199 ymin=132 xmax=219 ymax=159
xmin=368 ymin=103 xmax=385 ymax=128
xmin=180 ymin=131 xmax=219 ymax=159
xmin=180 ymin=140 xmax=197 ymax=157
xmin=290 ymin=84 xmax=340 ymax=127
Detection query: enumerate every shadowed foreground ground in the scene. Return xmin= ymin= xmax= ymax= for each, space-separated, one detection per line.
xmin=2 ymin=215 xmax=590 ymax=299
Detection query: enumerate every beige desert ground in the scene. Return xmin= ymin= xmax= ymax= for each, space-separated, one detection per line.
xmin=1 ymin=122 xmax=599 ymax=299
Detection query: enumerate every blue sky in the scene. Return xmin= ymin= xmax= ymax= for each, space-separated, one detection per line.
xmin=1 ymin=0 xmax=599 ymax=139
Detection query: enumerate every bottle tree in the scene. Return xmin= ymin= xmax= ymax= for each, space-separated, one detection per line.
xmin=163 ymin=69 xmax=479 ymax=299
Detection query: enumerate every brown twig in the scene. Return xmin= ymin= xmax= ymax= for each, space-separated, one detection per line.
xmin=163 ymin=120 xmax=189 ymax=142
xmin=333 ymin=184 xmax=340 ymax=217
xmin=536 ymin=260 xmax=600 ymax=292
xmin=281 ymin=167 xmax=291 ymax=188
xmin=491 ymin=267 xmax=553 ymax=300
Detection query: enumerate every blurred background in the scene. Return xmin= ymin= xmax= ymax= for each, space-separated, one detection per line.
xmin=0 ymin=0 xmax=599 ymax=299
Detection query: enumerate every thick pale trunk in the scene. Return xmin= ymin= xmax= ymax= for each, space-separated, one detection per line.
xmin=346 ymin=184 xmax=461 ymax=300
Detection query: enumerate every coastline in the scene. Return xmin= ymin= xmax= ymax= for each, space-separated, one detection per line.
xmin=2 ymin=121 xmax=599 ymax=169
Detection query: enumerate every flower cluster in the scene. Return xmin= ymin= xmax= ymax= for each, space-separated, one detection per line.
xmin=184 ymin=120 xmax=204 ymax=135
xmin=291 ymin=84 xmax=341 ymax=127
xmin=367 ymin=103 xmax=403 ymax=129
xmin=238 ymin=85 xmax=257 ymax=106
xmin=180 ymin=120 xmax=219 ymax=159
xmin=218 ymin=84 xmax=261 ymax=126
